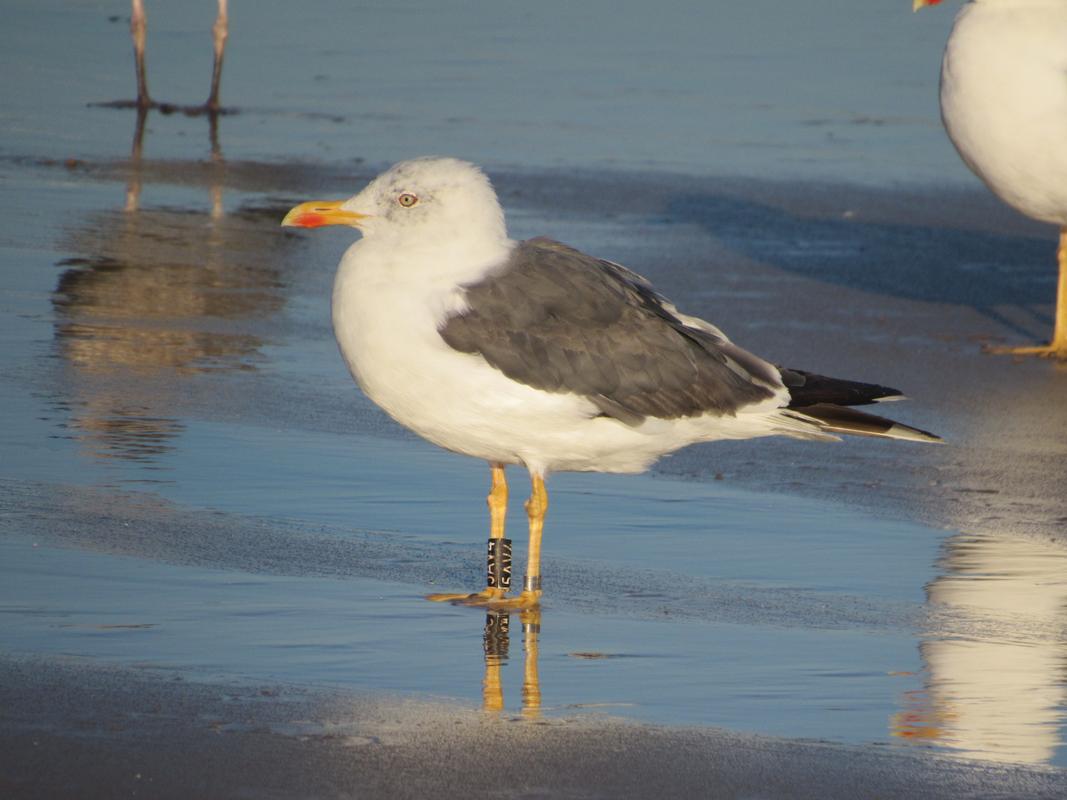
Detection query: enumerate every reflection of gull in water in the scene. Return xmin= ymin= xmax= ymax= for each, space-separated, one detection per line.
xmin=124 ymin=103 xmax=226 ymax=218
xmin=52 ymin=114 xmax=294 ymax=465
xmin=55 ymin=205 xmax=281 ymax=372
xmin=894 ymin=372 xmax=1067 ymax=764
xmin=893 ymin=532 xmax=1067 ymax=764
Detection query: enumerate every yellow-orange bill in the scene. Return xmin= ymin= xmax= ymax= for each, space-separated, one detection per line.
xmin=281 ymin=200 xmax=367 ymax=228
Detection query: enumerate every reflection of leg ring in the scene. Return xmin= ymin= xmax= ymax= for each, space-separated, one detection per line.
xmin=487 ymin=538 xmax=512 ymax=590
xmin=483 ymin=612 xmax=510 ymax=659
xmin=523 ymin=575 xmax=541 ymax=592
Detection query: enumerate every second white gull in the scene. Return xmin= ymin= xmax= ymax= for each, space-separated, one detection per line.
xmin=919 ymin=0 xmax=1067 ymax=357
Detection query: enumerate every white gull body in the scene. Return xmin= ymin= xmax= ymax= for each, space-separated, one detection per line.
xmin=329 ymin=158 xmax=811 ymax=476
xmin=939 ymin=0 xmax=1067 ymax=225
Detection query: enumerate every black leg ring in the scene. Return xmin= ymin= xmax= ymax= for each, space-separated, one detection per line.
xmin=487 ymin=538 xmax=512 ymax=590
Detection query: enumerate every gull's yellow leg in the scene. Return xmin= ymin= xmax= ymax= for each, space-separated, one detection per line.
xmin=1057 ymin=231 xmax=1067 ymax=352
xmin=987 ymin=227 xmax=1067 ymax=359
xmin=521 ymin=608 xmax=542 ymax=719
xmin=486 ymin=474 xmax=546 ymax=610
xmin=427 ymin=463 xmax=511 ymax=603
xmin=488 ymin=462 xmax=508 ymax=541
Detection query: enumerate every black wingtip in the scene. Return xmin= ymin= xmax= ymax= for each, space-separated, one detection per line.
xmin=780 ymin=367 xmax=903 ymax=408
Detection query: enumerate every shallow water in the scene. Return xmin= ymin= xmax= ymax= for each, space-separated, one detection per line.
xmin=4 ymin=0 xmax=960 ymax=183
xmin=3 ymin=0 xmax=1067 ymax=775
xmin=2 ymin=531 xmax=925 ymax=743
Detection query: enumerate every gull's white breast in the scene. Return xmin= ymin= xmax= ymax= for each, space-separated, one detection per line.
xmin=940 ymin=2 xmax=1067 ymax=224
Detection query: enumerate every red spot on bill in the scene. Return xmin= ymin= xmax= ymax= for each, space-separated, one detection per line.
xmin=293 ymin=212 xmax=327 ymax=228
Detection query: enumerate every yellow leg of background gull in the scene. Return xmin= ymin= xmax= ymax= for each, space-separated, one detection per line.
xmin=427 ymin=463 xmax=510 ymax=604
xmin=987 ymin=227 xmax=1067 ymax=359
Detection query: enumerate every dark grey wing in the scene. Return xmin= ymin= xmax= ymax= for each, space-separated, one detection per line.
xmin=439 ymin=237 xmax=781 ymax=425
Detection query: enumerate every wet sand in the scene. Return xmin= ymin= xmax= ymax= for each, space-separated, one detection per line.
xmin=5 ymin=655 xmax=1065 ymax=800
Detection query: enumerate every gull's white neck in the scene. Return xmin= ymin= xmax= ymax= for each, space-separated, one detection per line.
xmin=339 ymin=228 xmax=515 ymax=295
xmin=331 ymin=226 xmax=513 ymax=384
xmin=328 ymin=225 xmax=515 ymax=445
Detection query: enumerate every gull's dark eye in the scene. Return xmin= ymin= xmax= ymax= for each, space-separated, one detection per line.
xmin=398 ymin=193 xmax=419 ymax=208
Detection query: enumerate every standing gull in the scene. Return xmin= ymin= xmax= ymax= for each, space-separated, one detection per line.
xmin=282 ymin=157 xmax=939 ymax=609
xmin=918 ymin=0 xmax=1067 ymax=358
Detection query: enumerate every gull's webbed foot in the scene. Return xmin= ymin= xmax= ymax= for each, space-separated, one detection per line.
xmin=424 ymin=588 xmax=542 ymax=609
xmin=426 ymin=587 xmax=507 ymax=605
xmin=486 ymin=590 xmax=542 ymax=610
xmin=984 ymin=342 xmax=1067 ymax=359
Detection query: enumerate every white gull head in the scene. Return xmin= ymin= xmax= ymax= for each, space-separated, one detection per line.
xmin=342 ymin=157 xmax=508 ymax=248
xmin=281 ymin=156 xmax=514 ymax=283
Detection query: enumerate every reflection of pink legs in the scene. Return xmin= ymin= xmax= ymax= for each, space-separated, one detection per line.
xmin=128 ymin=0 xmax=229 ymax=111
xmin=123 ymin=109 xmax=147 ymax=213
